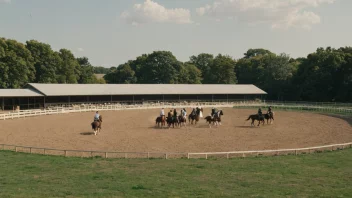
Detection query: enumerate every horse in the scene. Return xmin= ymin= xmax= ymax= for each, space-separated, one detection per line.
xmin=264 ymin=112 xmax=275 ymax=124
xmin=205 ymin=110 xmax=224 ymax=128
xmin=178 ymin=115 xmax=187 ymax=127
xmin=91 ymin=115 xmax=103 ymax=135
xmin=155 ymin=115 xmax=166 ymax=128
xmin=166 ymin=116 xmax=179 ymax=128
xmin=189 ymin=108 xmax=203 ymax=125
xmin=246 ymin=114 xmax=264 ymax=127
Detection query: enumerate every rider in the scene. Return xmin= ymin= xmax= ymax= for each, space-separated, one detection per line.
xmin=94 ymin=111 xmax=100 ymax=122
xmin=211 ymin=108 xmax=217 ymax=118
xmin=191 ymin=108 xmax=196 ymax=116
xmin=173 ymin=109 xmax=178 ymax=122
xmin=160 ymin=108 xmax=165 ymax=118
xmin=182 ymin=108 xmax=187 ymax=119
xmin=258 ymin=108 xmax=263 ymax=117
xmin=267 ymin=106 xmax=272 ymax=115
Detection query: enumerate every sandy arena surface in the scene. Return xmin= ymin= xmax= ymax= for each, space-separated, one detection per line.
xmin=0 ymin=108 xmax=351 ymax=153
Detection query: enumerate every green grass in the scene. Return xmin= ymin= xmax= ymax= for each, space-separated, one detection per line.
xmin=1 ymin=150 xmax=352 ymax=198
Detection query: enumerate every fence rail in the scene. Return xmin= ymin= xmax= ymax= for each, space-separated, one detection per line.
xmin=1 ymin=101 xmax=352 ymax=159
xmin=1 ymin=100 xmax=352 ymax=121
xmin=1 ymin=142 xmax=351 ymax=159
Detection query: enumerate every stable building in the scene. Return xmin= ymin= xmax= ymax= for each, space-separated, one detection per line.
xmin=0 ymin=83 xmax=267 ymax=110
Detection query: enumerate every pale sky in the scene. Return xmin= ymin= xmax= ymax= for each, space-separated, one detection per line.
xmin=1 ymin=0 xmax=351 ymax=67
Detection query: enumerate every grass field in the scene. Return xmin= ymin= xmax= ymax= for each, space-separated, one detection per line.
xmin=1 ymin=149 xmax=351 ymax=198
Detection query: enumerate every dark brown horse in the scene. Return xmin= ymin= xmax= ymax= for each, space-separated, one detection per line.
xmin=91 ymin=115 xmax=103 ymax=135
xmin=178 ymin=115 xmax=187 ymax=127
xmin=205 ymin=110 xmax=224 ymax=128
xmin=166 ymin=116 xmax=178 ymax=128
xmin=246 ymin=114 xmax=264 ymax=127
xmin=264 ymin=112 xmax=275 ymax=124
xmin=156 ymin=115 xmax=166 ymax=128
xmin=189 ymin=108 xmax=203 ymax=125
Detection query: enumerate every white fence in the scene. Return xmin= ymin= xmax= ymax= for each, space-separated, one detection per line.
xmin=1 ymin=101 xmax=352 ymax=159
xmin=1 ymin=142 xmax=351 ymax=159
xmin=1 ymin=100 xmax=352 ymax=121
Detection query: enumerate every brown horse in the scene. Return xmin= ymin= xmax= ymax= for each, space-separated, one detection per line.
xmin=178 ymin=115 xmax=187 ymax=127
xmin=246 ymin=114 xmax=264 ymax=127
xmin=189 ymin=108 xmax=203 ymax=125
xmin=205 ymin=110 xmax=224 ymax=128
xmin=91 ymin=115 xmax=103 ymax=135
xmin=264 ymin=112 xmax=275 ymax=124
xmin=156 ymin=115 xmax=166 ymax=128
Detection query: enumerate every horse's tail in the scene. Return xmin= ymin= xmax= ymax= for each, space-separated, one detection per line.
xmin=246 ymin=116 xmax=251 ymax=121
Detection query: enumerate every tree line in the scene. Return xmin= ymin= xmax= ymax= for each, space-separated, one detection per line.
xmin=1 ymin=37 xmax=351 ymax=102
xmin=0 ymin=38 xmax=105 ymax=89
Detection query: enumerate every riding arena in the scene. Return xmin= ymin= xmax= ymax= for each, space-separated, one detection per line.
xmin=1 ymin=83 xmax=351 ymax=159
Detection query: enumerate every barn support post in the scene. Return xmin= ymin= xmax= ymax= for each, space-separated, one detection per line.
xmin=179 ymin=95 xmax=180 ymax=102
xmin=227 ymin=94 xmax=229 ymax=104
xmin=27 ymin=97 xmax=29 ymax=109
xmin=68 ymin=96 xmax=71 ymax=106
xmin=212 ymin=94 xmax=214 ymax=102
xmin=43 ymin=97 xmax=46 ymax=109
xmin=162 ymin=95 xmax=164 ymax=103
xmin=1 ymin=97 xmax=4 ymax=111
xmin=133 ymin=95 xmax=135 ymax=104
xmin=110 ymin=95 xmax=112 ymax=103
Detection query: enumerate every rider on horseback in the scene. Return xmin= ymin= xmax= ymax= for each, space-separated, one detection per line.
xmin=182 ymin=108 xmax=187 ymax=119
xmin=258 ymin=108 xmax=263 ymax=117
xmin=267 ymin=106 xmax=272 ymax=115
xmin=173 ymin=109 xmax=178 ymax=122
xmin=94 ymin=111 xmax=100 ymax=122
xmin=160 ymin=108 xmax=165 ymax=118
xmin=211 ymin=108 xmax=217 ymax=119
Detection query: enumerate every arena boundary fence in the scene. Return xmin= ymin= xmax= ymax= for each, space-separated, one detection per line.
xmin=1 ymin=142 xmax=351 ymax=159
xmin=1 ymin=101 xmax=352 ymax=159
xmin=1 ymin=100 xmax=352 ymax=120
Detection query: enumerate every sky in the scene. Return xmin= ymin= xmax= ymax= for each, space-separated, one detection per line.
xmin=1 ymin=0 xmax=351 ymax=67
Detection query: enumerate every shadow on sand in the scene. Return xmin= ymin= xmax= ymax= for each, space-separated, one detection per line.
xmin=80 ymin=132 xmax=95 ymax=135
xmin=319 ymin=113 xmax=352 ymax=126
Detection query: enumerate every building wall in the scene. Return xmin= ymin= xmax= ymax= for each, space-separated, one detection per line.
xmin=1 ymin=94 xmax=264 ymax=110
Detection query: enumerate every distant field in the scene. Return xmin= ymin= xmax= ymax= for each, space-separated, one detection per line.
xmin=1 ymin=149 xmax=351 ymax=198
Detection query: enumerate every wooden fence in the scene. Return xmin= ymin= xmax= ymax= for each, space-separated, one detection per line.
xmin=1 ymin=100 xmax=352 ymax=121
xmin=1 ymin=142 xmax=351 ymax=159
xmin=1 ymin=101 xmax=352 ymax=159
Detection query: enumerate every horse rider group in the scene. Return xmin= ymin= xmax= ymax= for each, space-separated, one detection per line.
xmin=257 ymin=106 xmax=272 ymax=117
xmin=160 ymin=108 xmax=187 ymax=122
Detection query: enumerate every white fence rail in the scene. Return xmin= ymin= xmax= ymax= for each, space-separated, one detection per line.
xmin=1 ymin=100 xmax=352 ymax=121
xmin=1 ymin=101 xmax=352 ymax=159
xmin=1 ymin=142 xmax=351 ymax=159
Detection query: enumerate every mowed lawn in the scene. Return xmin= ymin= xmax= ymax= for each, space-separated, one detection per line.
xmin=0 ymin=150 xmax=351 ymax=198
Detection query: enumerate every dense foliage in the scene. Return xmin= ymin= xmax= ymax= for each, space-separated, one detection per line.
xmin=1 ymin=37 xmax=351 ymax=102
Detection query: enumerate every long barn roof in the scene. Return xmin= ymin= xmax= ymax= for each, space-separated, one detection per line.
xmin=26 ymin=83 xmax=267 ymax=96
xmin=0 ymin=89 xmax=43 ymax=97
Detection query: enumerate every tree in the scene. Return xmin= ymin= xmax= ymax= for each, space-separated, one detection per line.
xmin=244 ymin=48 xmax=273 ymax=58
xmin=57 ymin=49 xmax=81 ymax=83
xmin=0 ymin=38 xmax=35 ymax=88
xmin=104 ymin=63 xmax=137 ymax=84
xmin=205 ymin=54 xmax=237 ymax=84
xmin=178 ymin=63 xmax=202 ymax=84
xmin=93 ymin=66 xmax=110 ymax=74
xmin=138 ymin=51 xmax=181 ymax=84
xmin=294 ymin=47 xmax=351 ymax=102
xmin=189 ymin=53 xmax=213 ymax=83
xmin=25 ymin=40 xmax=60 ymax=83
xmin=77 ymin=57 xmax=98 ymax=84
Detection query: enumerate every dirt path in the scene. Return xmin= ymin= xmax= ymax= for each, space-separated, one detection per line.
xmin=1 ymin=108 xmax=351 ymax=153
